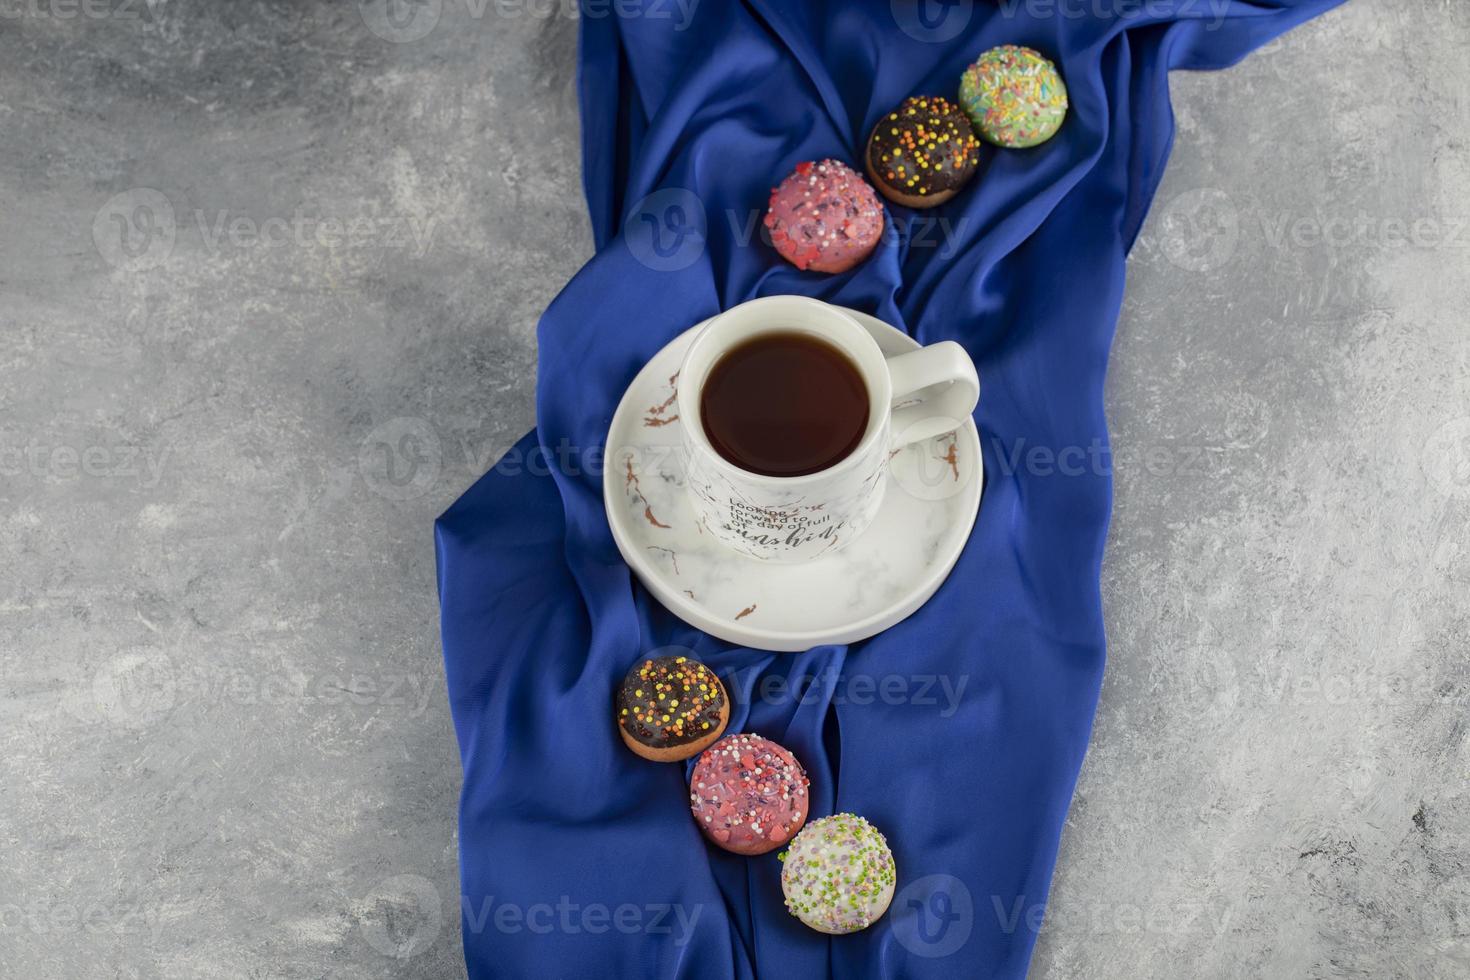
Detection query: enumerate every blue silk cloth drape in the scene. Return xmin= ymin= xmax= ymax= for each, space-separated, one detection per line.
xmin=436 ymin=2 xmax=1341 ymax=976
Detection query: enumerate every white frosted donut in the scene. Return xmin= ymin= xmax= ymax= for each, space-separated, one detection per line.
xmin=779 ymin=813 xmax=896 ymax=934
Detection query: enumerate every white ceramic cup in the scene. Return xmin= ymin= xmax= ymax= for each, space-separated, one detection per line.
xmin=679 ymin=295 xmax=980 ymax=562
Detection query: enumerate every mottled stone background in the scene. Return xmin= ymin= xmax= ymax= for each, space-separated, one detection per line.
xmin=1 ymin=2 xmax=1465 ymax=978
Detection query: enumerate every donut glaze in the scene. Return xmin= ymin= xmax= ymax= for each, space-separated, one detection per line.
xmin=959 ymin=45 xmax=1068 ymax=149
xmin=780 ymin=813 xmax=897 ymax=934
xmin=616 ymin=655 xmax=729 ymax=762
xmin=689 ymin=733 xmax=809 ymax=855
xmin=865 ymin=96 xmax=982 ymax=208
xmin=764 ymin=159 xmax=885 ymax=274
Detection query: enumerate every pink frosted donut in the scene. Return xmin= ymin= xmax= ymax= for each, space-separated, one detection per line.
xmin=764 ymin=159 xmax=885 ymax=274
xmin=689 ymin=733 xmax=810 ymax=855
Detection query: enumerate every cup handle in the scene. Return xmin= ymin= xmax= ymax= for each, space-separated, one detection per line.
xmin=885 ymin=341 xmax=980 ymax=448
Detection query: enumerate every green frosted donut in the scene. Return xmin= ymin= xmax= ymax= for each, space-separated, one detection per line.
xmin=959 ymin=45 xmax=1068 ymax=149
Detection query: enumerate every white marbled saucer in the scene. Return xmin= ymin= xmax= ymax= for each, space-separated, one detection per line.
xmin=603 ymin=308 xmax=982 ymax=652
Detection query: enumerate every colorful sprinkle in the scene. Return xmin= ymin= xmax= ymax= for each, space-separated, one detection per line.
xmin=764 ymin=159 xmax=884 ymax=274
xmin=689 ymin=733 xmax=809 ymax=855
xmin=866 ymin=95 xmax=982 ymax=205
xmin=959 ymin=45 xmax=1068 ymax=149
xmin=616 ymin=656 xmax=726 ymax=749
xmin=779 ymin=813 xmax=897 ymax=934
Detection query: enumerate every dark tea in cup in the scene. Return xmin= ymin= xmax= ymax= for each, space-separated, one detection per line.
xmin=698 ymin=331 xmax=870 ymax=477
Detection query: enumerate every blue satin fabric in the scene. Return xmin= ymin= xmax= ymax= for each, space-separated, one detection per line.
xmin=436 ymin=2 xmax=1340 ymax=976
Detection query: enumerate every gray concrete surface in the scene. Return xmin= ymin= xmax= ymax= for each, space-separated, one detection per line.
xmin=0 ymin=2 xmax=1464 ymax=978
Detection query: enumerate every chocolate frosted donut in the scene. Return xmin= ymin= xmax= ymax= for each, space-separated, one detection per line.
xmin=689 ymin=733 xmax=810 ymax=855
xmin=865 ymin=95 xmax=982 ymax=209
xmin=764 ymin=159 xmax=885 ymax=274
xmin=616 ymin=655 xmax=730 ymax=762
